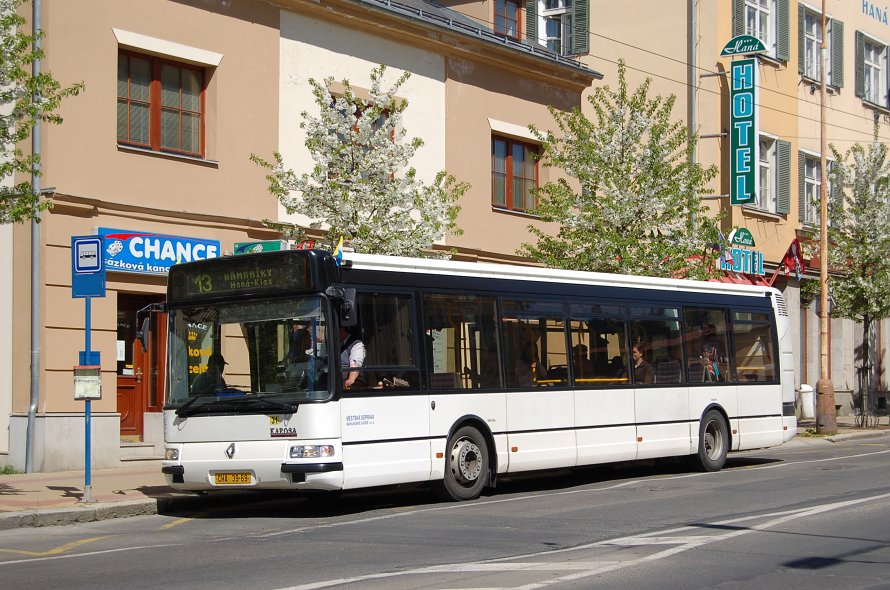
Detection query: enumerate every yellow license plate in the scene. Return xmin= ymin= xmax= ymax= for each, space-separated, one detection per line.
xmin=214 ymin=472 xmax=252 ymax=485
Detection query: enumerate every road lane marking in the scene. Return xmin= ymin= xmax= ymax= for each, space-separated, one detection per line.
xmin=276 ymin=491 xmax=890 ymax=590
xmin=0 ymin=536 xmax=112 ymax=557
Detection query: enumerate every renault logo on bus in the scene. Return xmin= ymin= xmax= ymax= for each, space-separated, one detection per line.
xmin=225 ymin=443 xmax=236 ymax=459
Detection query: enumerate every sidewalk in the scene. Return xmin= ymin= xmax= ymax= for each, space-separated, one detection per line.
xmin=1 ymin=415 xmax=887 ymax=531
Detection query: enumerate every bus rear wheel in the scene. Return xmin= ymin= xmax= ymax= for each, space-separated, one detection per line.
xmin=693 ymin=409 xmax=729 ymax=472
xmin=438 ymin=425 xmax=489 ymax=501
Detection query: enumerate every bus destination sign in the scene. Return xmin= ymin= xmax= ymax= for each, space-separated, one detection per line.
xmin=168 ymin=253 xmax=311 ymax=303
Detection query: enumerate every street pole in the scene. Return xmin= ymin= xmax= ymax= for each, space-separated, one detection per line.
xmin=816 ymin=0 xmax=837 ymax=433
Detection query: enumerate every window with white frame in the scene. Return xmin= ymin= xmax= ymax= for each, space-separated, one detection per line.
xmin=757 ymin=136 xmax=777 ymax=212
xmin=746 ymin=0 xmax=773 ymax=51
xmin=803 ymin=11 xmax=822 ymax=80
xmin=864 ymin=40 xmax=886 ymax=105
xmin=803 ymin=155 xmax=820 ymax=225
xmin=542 ymin=0 xmax=573 ymax=55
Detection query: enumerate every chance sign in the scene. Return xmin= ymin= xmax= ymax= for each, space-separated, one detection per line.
xmin=99 ymin=228 xmax=220 ymax=275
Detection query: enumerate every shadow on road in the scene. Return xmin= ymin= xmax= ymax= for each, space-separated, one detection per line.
xmin=155 ymin=454 xmax=783 ymax=522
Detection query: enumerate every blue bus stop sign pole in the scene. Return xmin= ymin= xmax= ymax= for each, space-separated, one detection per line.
xmin=72 ymin=236 xmax=105 ymax=503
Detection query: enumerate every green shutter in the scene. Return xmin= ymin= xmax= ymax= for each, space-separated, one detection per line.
xmin=856 ymin=30 xmax=865 ymax=98
xmin=798 ymin=5 xmax=806 ymax=75
xmin=776 ymin=0 xmax=790 ymax=61
xmin=798 ymin=151 xmax=806 ymax=222
xmin=829 ymin=160 xmax=840 ymax=215
xmin=733 ymin=0 xmax=744 ymax=37
xmin=526 ymin=0 xmax=537 ymax=45
xmin=831 ymin=20 xmax=844 ymax=88
xmin=777 ymin=140 xmax=791 ymax=215
xmin=572 ymin=0 xmax=589 ymax=55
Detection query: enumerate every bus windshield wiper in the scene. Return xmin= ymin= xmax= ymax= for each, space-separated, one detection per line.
xmin=234 ymin=396 xmax=298 ymax=414
xmin=176 ymin=395 xmax=297 ymax=417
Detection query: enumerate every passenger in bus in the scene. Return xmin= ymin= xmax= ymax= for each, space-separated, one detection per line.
xmin=610 ymin=355 xmax=626 ymax=379
xmin=288 ymin=321 xmax=312 ymax=363
xmin=192 ymin=353 xmax=227 ymax=394
xmin=340 ymin=326 xmax=366 ymax=389
xmin=515 ymin=347 xmax=547 ymax=387
xmin=632 ymin=344 xmax=654 ymax=384
xmin=572 ymin=344 xmax=596 ymax=381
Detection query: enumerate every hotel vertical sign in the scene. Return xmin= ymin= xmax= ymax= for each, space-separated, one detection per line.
xmin=730 ymin=58 xmax=758 ymax=206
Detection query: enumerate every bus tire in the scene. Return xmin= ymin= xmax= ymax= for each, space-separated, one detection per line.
xmin=437 ymin=425 xmax=489 ymax=501
xmin=692 ymin=409 xmax=729 ymax=472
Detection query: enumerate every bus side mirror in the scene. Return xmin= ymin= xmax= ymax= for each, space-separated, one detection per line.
xmin=136 ymin=316 xmax=150 ymax=353
xmin=325 ymin=286 xmax=357 ymax=327
xmin=340 ymin=288 xmax=357 ymax=327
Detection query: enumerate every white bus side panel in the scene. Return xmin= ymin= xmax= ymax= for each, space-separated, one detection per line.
xmin=736 ymin=384 xmax=785 ymax=450
xmin=341 ymin=395 xmax=431 ymax=489
xmin=506 ymin=390 xmax=576 ymax=472
xmin=635 ymin=386 xmax=692 ymax=459
xmin=688 ymin=385 xmax=739 ymax=451
xmin=574 ymin=388 xmax=637 ymax=464
xmin=429 ymin=392 xmax=507 ymax=479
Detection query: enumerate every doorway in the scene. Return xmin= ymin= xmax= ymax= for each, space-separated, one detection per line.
xmin=117 ymin=294 xmax=166 ymax=441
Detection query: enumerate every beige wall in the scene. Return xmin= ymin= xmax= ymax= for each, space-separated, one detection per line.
xmin=443 ymin=56 xmax=585 ymax=255
xmin=40 ymin=0 xmax=279 ymax=220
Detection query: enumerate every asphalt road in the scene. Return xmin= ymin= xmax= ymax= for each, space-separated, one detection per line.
xmin=0 ymin=437 xmax=888 ymax=590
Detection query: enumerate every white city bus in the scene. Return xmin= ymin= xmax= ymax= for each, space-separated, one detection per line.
xmin=160 ymin=249 xmax=796 ymax=501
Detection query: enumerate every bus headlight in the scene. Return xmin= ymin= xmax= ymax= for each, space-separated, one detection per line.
xmin=165 ymin=448 xmax=180 ymax=461
xmin=289 ymin=445 xmax=334 ymax=458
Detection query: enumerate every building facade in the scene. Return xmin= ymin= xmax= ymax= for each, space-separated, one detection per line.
xmin=5 ymin=0 xmax=889 ymax=471
xmin=3 ymin=0 xmax=596 ymax=470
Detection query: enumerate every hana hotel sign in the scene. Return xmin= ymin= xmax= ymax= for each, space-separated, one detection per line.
xmin=719 ymin=228 xmax=765 ymax=276
xmin=98 ymin=228 xmax=220 ymax=274
xmin=722 ymin=35 xmax=766 ymax=207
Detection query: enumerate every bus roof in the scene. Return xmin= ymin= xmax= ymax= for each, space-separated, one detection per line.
xmin=343 ymin=252 xmax=779 ymax=300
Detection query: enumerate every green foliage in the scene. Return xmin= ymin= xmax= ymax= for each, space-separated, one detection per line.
xmin=520 ymin=60 xmax=720 ymax=279
xmin=0 ymin=0 xmax=83 ymax=224
xmin=824 ymin=127 xmax=890 ymax=324
xmin=0 ymin=463 xmax=21 ymax=475
xmin=252 ymin=65 xmax=467 ymax=257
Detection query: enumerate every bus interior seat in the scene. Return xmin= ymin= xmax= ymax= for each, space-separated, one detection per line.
xmin=655 ymin=359 xmax=682 ymax=384
xmin=430 ymin=372 xmax=461 ymax=390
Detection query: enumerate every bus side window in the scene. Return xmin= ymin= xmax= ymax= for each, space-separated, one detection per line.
xmin=731 ymin=311 xmax=776 ymax=382
xmin=422 ymin=293 xmax=502 ymax=390
xmin=683 ymin=308 xmax=730 ymax=383
xmin=354 ymin=292 xmax=420 ymax=391
xmin=568 ymin=311 xmax=629 ymax=386
xmin=631 ymin=307 xmax=683 ymax=385
xmin=502 ymin=299 xmax=567 ymax=387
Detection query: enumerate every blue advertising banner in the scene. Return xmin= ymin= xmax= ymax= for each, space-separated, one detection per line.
xmin=98 ymin=228 xmax=220 ymax=275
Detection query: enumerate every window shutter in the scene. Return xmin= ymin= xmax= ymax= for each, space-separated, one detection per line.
xmin=855 ymin=30 xmax=865 ymax=98
xmin=798 ymin=5 xmax=805 ymax=75
xmin=572 ymin=0 xmax=589 ymax=55
xmin=733 ymin=0 xmax=744 ymax=36
xmin=776 ymin=140 xmax=791 ymax=215
xmin=831 ymin=20 xmax=844 ymax=88
xmin=829 ymin=160 xmax=840 ymax=214
xmin=798 ymin=151 xmax=806 ymax=222
xmin=776 ymin=0 xmax=790 ymax=61
xmin=526 ymin=0 xmax=537 ymax=45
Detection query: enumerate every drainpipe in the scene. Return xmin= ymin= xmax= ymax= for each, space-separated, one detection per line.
xmin=26 ymin=0 xmax=42 ymax=473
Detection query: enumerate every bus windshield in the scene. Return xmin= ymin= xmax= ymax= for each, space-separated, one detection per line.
xmin=166 ymin=296 xmax=330 ymax=412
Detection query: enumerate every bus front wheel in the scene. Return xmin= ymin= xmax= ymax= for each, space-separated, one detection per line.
xmin=438 ymin=425 xmax=489 ymax=501
xmin=693 ymin=409 xmax=729 ymax=472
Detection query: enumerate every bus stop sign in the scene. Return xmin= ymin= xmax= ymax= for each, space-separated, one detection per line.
xmin=71 ymin=236 xmax=106 ymax=298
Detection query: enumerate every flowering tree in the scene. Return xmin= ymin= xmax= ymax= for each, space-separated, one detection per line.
xmin=521 ymin=60 xmax=720 ymax=279
xmin=253 ymin=65 xmax=467 ymax=256
xmin=1 ymin=0 xmax=83 ymax=224
xmin=824 ymin=128 xmax=890 ymax=418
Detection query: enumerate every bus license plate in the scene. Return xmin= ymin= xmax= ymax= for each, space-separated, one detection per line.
xmin=214 ymin=472 xmax=252 ymax=485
